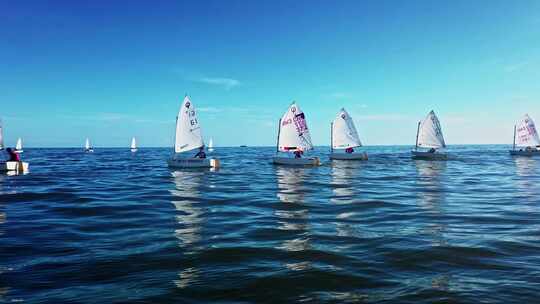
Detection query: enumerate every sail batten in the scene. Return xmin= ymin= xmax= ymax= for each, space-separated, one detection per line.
xmin=277 ymin=102 xmax=314 ymax=152
xmin=174 ymin=96 xmax=204 ymax=153
xmin=332 ymin=108 xmax=362 ymax=149
xmin=417 ymin=110 xmax=446 ymax=149
xmin=516 ymin=114 xmax=540 ymax=147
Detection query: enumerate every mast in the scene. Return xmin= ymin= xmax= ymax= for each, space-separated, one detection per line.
xmin=513 ymin=125 xmax=516 ymax=151
xmin=276 ymin=118 xmax=282 ymax=153
xmin=330 ymin=122 xmax=334 ymax=153
xmin=415 ymin=121 xmax=421 ymax=150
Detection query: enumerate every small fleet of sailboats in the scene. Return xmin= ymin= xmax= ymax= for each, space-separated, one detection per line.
xmin=412 ymin=110 xmax=448 ymax=160
xmin=510 ymin=114 xmax=540 ymax=156
xmin=167 ymin=95 xmax=220 ymax=168
xmin=330 ymin=108 xmax=368 ymax=160
xmin=1 ymin=96 xmax=539 ymax=175
xmin=272 ymin=102 xmax=320 ymax=166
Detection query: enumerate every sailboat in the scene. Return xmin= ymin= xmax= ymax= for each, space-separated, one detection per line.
xmin=272 ymin=101 xmax=320 ymax=166
xmin=510 ymin=114 xmax=540 ymax=156
xmin=208 ymin=138 xmax=214 ymax=152
xmin=167 ymin=95 xmax=220 ymax=168
xmin=412 ymin=110 xmax=448 ymax=160
xmin=0 ymin=119 xmax=29 ymax=173
xmin=130 ymin=137 xmax=137 ymax=152
xmin=15 ymin=138 xmax=23 ymax=153
xmin=330 ymin=108 xmax=368 ymax=160
xmin=85 ymin=138 xmax=94 ymax=153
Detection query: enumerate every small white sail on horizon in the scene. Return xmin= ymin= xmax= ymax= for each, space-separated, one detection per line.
xmin=85 ymin=138 xmax=94 ymax=152
xmin=416 ymin=110 xmax=446 ymax=149
xmin=131 ymin=137 xmax=137 ymax=152
xmin=16 ymin=138 xmax=22 ymax=150
xmin=174 ymin=96 xmax=204 ymax=154
xmin=515 ymin=114 xmax=540 ymax=148
xmin=0 ymin=119 xmax=4 ymax=150
xmin=331 ymin=108 xmax=362 ymax=150
xmin=277 ymin=102 xmax=314 ymax=152
xmin=208 ymin=138 xmax=214 ymax=152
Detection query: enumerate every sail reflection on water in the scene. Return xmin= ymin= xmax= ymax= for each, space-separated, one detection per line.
xmin=330 ymin=161 xmax=363 ymax=238
xmin=170 ymin=170 xmax=207 ymax=289
xmin=275 ymin=167 xmax=311 ymax=270
xmin=513 ymin=157 xmax=539 ymax=207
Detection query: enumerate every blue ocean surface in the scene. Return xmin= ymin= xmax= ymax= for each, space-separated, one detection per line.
xmin=0 ymin=145 xmax=539 ymax=303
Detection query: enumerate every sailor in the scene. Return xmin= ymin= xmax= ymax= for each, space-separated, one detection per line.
xmin=293 ymin=149 xmax=303 ymax=159
xmin=345 ymin=147 xmax=354 ymax=154
xmin=194 ymin=146 xmax=206 ymax=159
xmin=428 ymin=148 xmax=436 ymax=153
xmin=5 ymin=148 xmax=20 ymax=162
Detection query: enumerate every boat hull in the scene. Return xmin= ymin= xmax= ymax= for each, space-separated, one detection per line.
xmin=2 ymin=161 xmax=29 ymax=172
xmin=272 ymin=156 xmax=321 ymax=166
xmin=509 ymin=150 xmax=540 ymax=156
xmin=167 ymin=158 xmax=220 ymax=168
xmin=330 ymin=152 xmax=368 ymax=160
xmin=130 ymin=149 xmax=138 ymax=152
xmin=411 ymin=151 xmax=448 ymax=160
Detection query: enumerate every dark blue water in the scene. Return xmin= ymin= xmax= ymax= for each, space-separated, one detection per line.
xmin=1 ymin=146 xmax=539 ymax=303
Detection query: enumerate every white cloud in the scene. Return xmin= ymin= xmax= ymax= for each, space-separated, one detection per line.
xmin=354 ymin=114 xmax=412 ymax=121
xmin=328 ymin=92 xmax=348 ymax=99
xmin=196 ymin=77 xmax=241 ymax=90
xmin=198 ymin=107 xmax=222 ymax=113
xmin=504 ymin=62 xmax=528 ymax=73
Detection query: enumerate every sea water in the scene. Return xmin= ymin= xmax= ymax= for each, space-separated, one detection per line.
xmin=0 ymin=146 xmax=539 ymax=303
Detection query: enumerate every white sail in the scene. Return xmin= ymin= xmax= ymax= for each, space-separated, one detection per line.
xmin=417 ymin=110 xmax=446 ymax=149
xmin=85 ymin=138 xmax=91 ymax=150
xmin=332 ymin=108 xmax=362 ymax=149
xmin=174 ymin=96 xmax=204 ymax=153
xmin=16 ymin=138 xmax=22 ymax=150
xmin=0 ymin=119 xmax=3 ymax=150
xmin=131 ymin=137 xmax=137 ymax=149
xmin=208 ymin=138 xmax=213 ymax=149
xmin=278 ymin=102 xmax=313 ymax=152
xmin=516 ymin=114 xmax=540 ymax=147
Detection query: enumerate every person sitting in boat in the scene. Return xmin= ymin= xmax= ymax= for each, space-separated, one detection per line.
xmin=525 ymin=146 xmax=533 ymax=152
xmin=345 ymin=147 xmax=354 ymax=154
xmin=5 ymin=148 xmax=21 ymax=162
xmin=428 ymin=148 xmax=436 ymax=153
xmin=194 ymin=146 xmax=206 ymax=159
xmin=293 ymin=149 xmax=303 ymax=159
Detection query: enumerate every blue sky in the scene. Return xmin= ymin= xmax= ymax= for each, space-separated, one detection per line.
xmin=1 ymin=0 xmax=539 ymax=147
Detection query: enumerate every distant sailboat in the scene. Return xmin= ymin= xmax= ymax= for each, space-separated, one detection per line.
xmin=208 ymin=138 xmax=214 ymax=152
xmin=0 ymin=119 xmax=3 ymax=151
xmin=130 ymin=137 xmax=137 ymax=152
xmin=272 ymin=101 xmax=320 ymax=166
xmin=167 ymin=95 xmax=220 ymax=168
xmin=15 ymin=138 xmax=23 ymax=153
xmin=85 ymin=138 xmax=94 ymax=153
xmin=412 ymin=110 xmax=448 ymax=160
xmin=510 ymin=114 xmax=540 ymax=156
xmin=330 ymin=108 xmax=368 ymax=160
